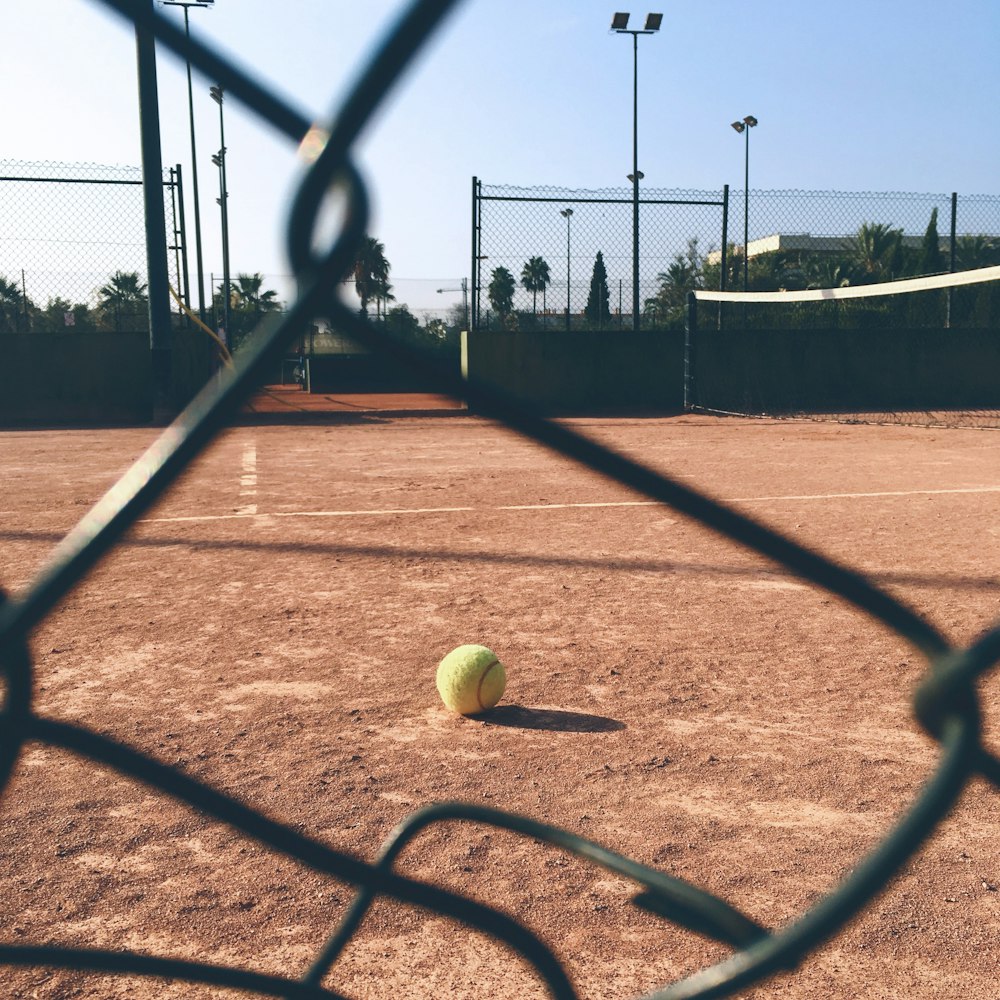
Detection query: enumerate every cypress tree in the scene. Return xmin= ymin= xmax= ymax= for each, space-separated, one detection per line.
xmin=920 ymin=207 xmax=944 ymax=275
xmin=584 ymin=251 xmax=612 ymax=325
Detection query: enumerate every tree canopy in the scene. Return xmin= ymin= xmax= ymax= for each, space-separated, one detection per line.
xmin=488 ymin=266 xmax=516 ymax=320
xmin=520 ymin=256 xmax=551 ymax=320
xmin=352 ymin=235 xmax=390 ymax=317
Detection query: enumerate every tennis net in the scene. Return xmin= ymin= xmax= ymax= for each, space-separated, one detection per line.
xmin=684 ymin=265 xmax=1000 ymax=428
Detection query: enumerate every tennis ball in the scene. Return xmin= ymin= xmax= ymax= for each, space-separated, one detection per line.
xmin=436 ymin=644 xmax=506 ymax=715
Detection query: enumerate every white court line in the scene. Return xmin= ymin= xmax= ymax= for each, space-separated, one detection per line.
xmin=142 ymin=506 xmax=476 ymax=524
xmin=139 ymin=485 xmax=1000 ymax=525
xmin=233 ymin=439 xmax=258 ymax=516
xmin=728 ymin=486 xmax=1000 ymax=503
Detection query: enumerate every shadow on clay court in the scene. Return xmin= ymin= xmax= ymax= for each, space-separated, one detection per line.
xmin=479 ymin=705 xmax=625 ymax=733
xmin=3 ymin=530 xmax=999 ymax=595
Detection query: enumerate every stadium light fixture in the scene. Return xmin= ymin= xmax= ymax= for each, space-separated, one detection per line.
xmin=731 ymin=114 xmax=758 ymax=291
xmin=610 ymin=12 xmax=662 ymax=331
xmin=160 ymin=0 xmax=217 ymax=324
xmin=560 ymin=208 xmax=574 ymax=332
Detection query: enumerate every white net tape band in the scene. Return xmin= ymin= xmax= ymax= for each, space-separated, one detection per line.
xmin=693 ymin=264 xmax=1000 ymax=304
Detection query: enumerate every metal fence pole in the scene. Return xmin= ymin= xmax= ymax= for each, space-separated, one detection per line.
xmin=946 ymin=191 xmax=958 ymax=328
xmin=471 ymin=175 xmax=478 ymax=330
xmin=134 ymin=0 xmax=173 ymax=417
xmin=684 ymin=290 xmax=697 ymax=411
xmin=175 ymin=163 xmax=191 ymax=312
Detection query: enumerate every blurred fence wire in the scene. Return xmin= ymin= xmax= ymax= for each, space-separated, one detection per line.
xmin=1 ymin=2 xmax=999 ymax=1000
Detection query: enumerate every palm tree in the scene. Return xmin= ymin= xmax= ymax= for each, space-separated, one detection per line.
xmin=231 ymin=272 xmax=281 ymax=312
xmin=352 ymin=235 xmax=390 ymax=317
xmin=520 ymin=256 xmax=551 ymax=321
xmin=487 ymin=267 xmax=516 ymax=321
xmin=954 ymin=234 xmax=1000 ymax=271
xmin=97 ymin=271 xmax=147 ymax=331
xmin=804 ymin=255 xmax=851 ymax=290
xmin=654 ymin=256 xmax=700 ymax=310
xmin=98 ymin=270 xmax=147 ymax=306
xmin=843 ymin=222 xmax=904 ymax=284
xmin=373 ymin=275 xmax=395 ymax=320
xmin=216 ymin=273 xmax=282 ymax=349
xmin=649 ymin=239 xmax=704 ymax=323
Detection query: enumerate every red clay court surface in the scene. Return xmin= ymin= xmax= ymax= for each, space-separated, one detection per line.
xmin=1 ymin=413 xmax=999 ymax=999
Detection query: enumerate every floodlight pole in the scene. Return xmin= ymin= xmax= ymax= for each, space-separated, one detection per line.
xmin=560 ymin=208 xmax=573 ymax=331
xmin=731 ymin=115 xmax=758 ymax=292
xmin=210 ymin=84 xmax=230 ymax=345
xmin=162 ymin=0 xmax=214 ymax=324
xmin=612 ymin=13 xmax=661 ymax=332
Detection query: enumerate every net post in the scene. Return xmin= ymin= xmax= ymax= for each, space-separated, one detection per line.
xmin=684 ymin=290 xmax=698 ymax=411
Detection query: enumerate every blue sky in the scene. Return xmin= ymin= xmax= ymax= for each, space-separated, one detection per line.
xmin=5 ymin=0 xmax=1000 ymax=316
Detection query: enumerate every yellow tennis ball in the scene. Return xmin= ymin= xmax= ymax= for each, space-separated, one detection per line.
xmin=436 ymin=644 xmax=506 ymax=715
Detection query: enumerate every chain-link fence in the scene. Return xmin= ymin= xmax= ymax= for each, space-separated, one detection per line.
xmin=473 ymin=181 xmax=1000 ymax=330
xmin=473 ymin=180 xmax=728 ymax=330
xmin=741 ymin=188 xmax=1000 ymax=248
xmin=0 ymin=160 xmax=184 ymax=333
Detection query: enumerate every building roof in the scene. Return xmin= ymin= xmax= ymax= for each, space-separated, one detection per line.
xmin=706 ymin=232 xmax=943 ymax=264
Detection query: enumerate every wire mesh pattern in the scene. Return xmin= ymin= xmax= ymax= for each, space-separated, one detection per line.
xmin=474 ymin=181 xmax=1000 ymax=330
xmin=0 ymin=160 xmax=184 ymax=333
xmin=474 ymin=181 xmax=727 ymax=329
xmin=2 ymin=2 xmax=1000 ymax=998
xmin=741 ymin=188 xmax=1000 ymax=245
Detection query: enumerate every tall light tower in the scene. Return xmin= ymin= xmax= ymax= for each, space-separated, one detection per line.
xmin=731 ymin=115 xmax=758 ymax=291
xmin=160 ymin=0 xmax=215 ymax=323
xmin=560 ymin=208 xmax=573 ymax=332
xmin=611 ymin=12 xmax=662 ymax=331
xmin=210 ymin=84 xmax=230 ymax=344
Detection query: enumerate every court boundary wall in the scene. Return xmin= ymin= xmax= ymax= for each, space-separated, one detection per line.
xmin=686 ymin=325 xmax=1000 ymax=415
xmin=0 ymin=332 xmax=152 ymax=426
xmin=461 ymin=328 xmax=685 ymax=414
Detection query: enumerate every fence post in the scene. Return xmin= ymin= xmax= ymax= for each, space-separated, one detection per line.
xmin=175 ymin=163 xmax=191 ymax=313
xmin=684 ymin=290 xmax=698 ymax=412
xmin=471 ymin=176 xmax=478 ymax=330
xmin=946 ymin=192 xmax=957 ymax=328
xmin=720 ymin=184 xmax=730 ymax=293
xmin=720 ymin=183 xmax=730 ymax=330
